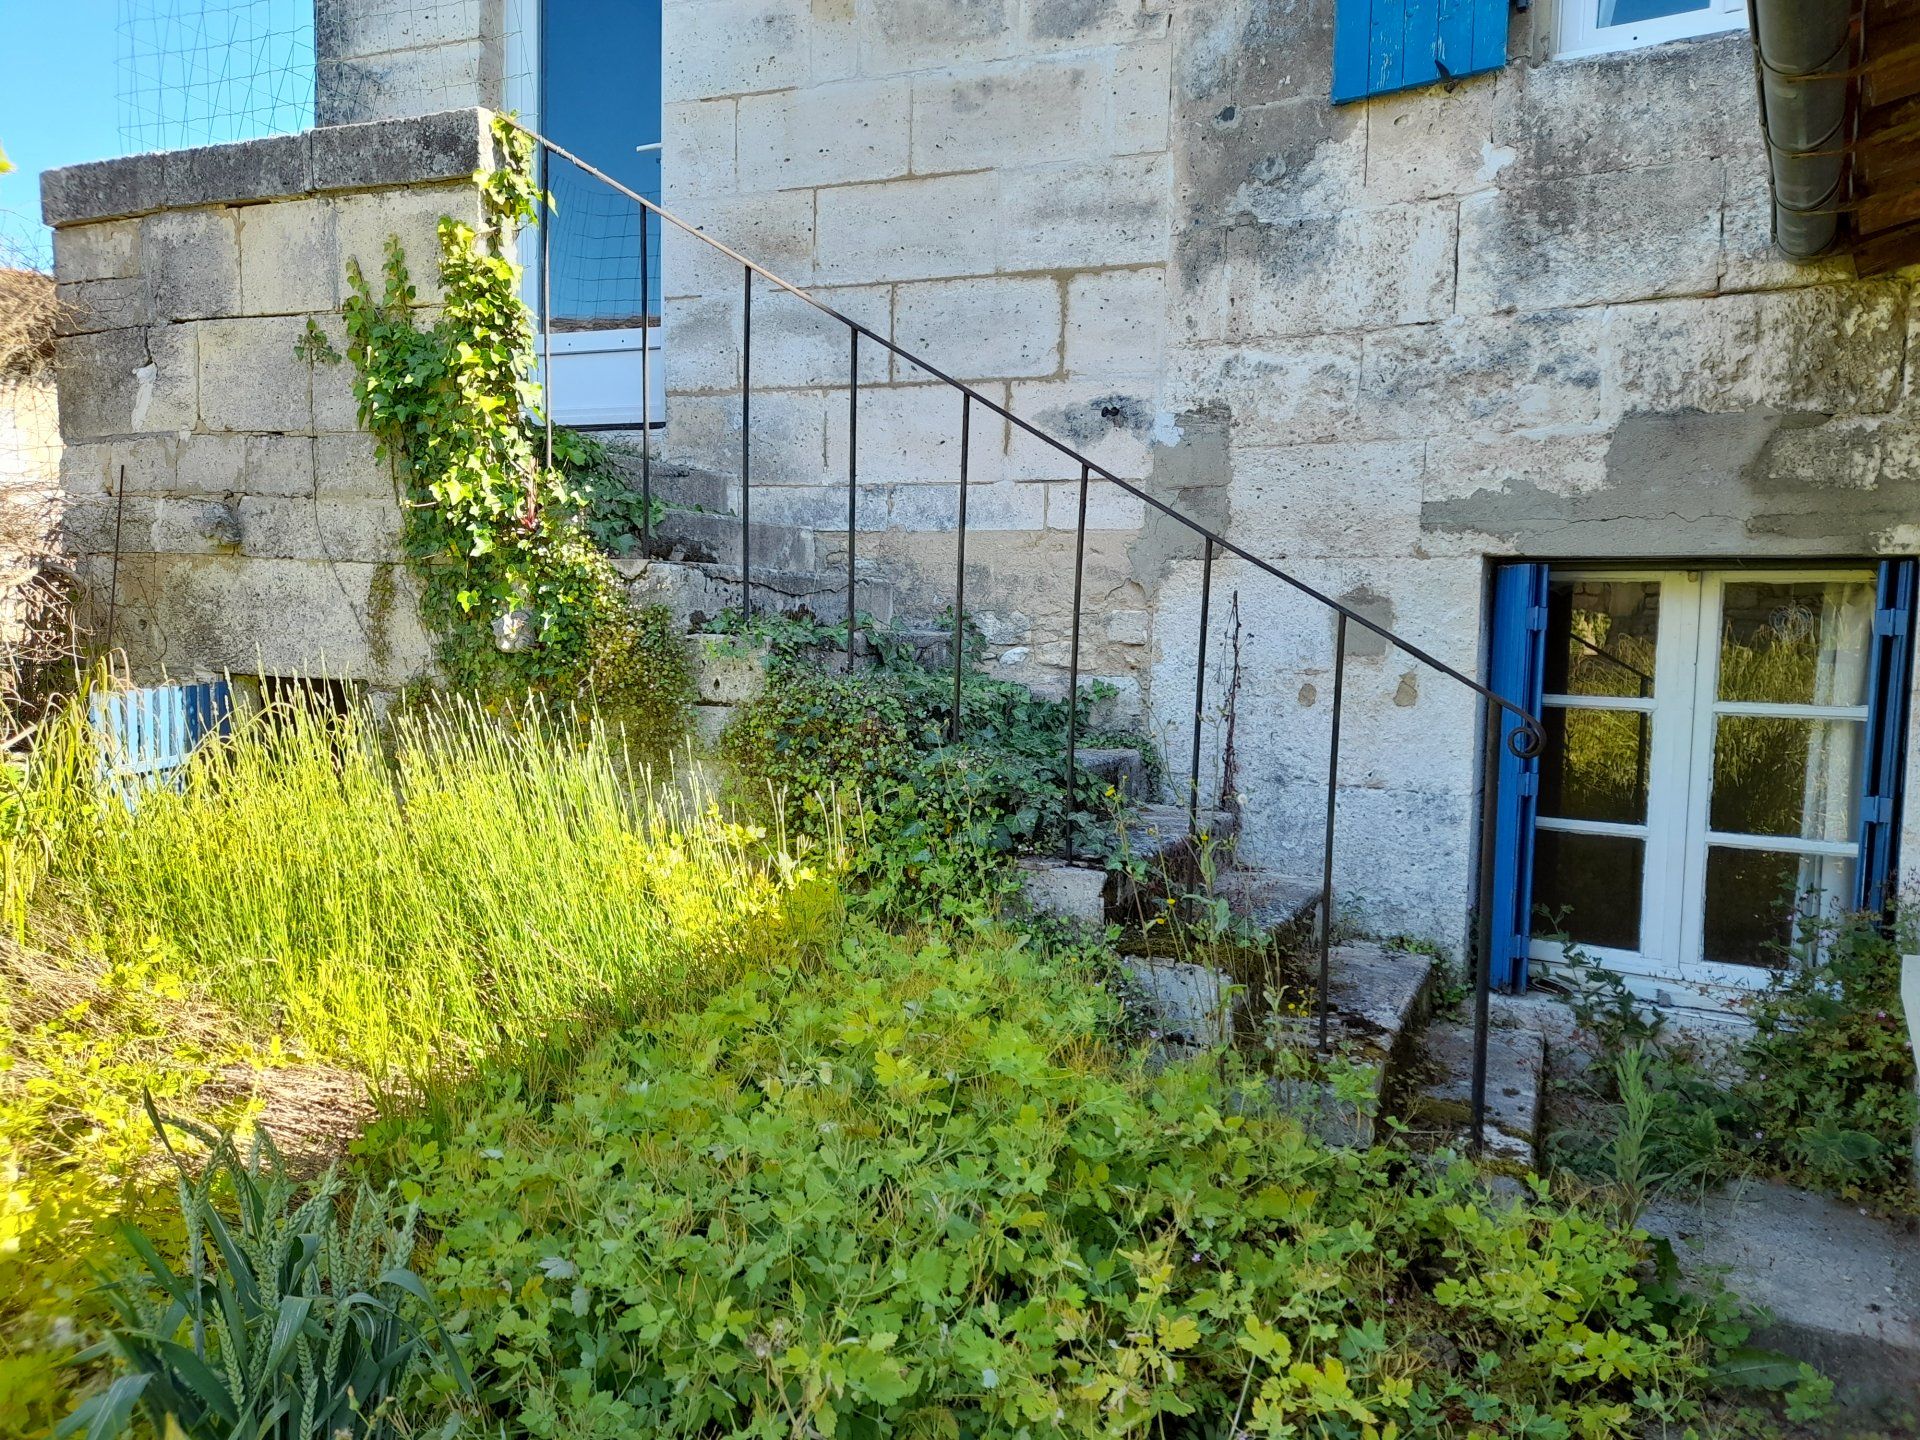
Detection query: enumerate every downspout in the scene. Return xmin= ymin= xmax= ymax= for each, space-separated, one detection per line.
xmin=1748 ymin=0 xmax=1856 ymax=259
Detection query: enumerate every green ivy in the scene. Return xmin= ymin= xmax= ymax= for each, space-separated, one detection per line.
xmin=332 ymin=116 xmax=689 ymax=753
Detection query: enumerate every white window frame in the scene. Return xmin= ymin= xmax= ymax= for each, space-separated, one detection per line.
xmin=1529 ymin=567 xmax=1876 ymax=1013
xmin=505 ymin=0 xmax=665 ymax=431
xmin=1555 ymin=0 xmax=1746 ymax=61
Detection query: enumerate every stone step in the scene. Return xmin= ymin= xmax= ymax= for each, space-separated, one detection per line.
xmin=689 ymin=635 xmax=767 ymax=705
xmin=1268 ymin=942 xmax=1436 ymax=1146
xmin=1644 ymin=1182 xmax=1920 ymax=1416
xmin=615 ymin=556 xmax=899 ymax=632
xmin=1072 ymin=746 xmax=1150 ymax=801
xmin=595 ymin=448 xmax=732 ymax=512
xmin=691 ymin=703 xmax=733 ymax=746
xmin=648 ymin=505 xmax=815 ymax=574
xmin=1216 ymin=866 xmax=1322 ymax=936
xmin=1106 ymin=803 xmax=1238 ymax=919
xmin=1408 ymin=1013 xmax=1546 ymax=1169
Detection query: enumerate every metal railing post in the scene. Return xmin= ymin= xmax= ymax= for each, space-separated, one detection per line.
xmin=1189 ymin=537 xmax=1214 ymax=835
xmin=639 ymin=189 xmax=652 ymax=550
xmin=1064 ymin=464 xmax=1090 ymax=862
xmin=739 ymin=265 xmax=752 ymax=619
xmin=846 ymin=330 xmax=859 ymax=663
xmin=950 ymin=393 xmax=971 ymax=743
xmin=1318 ymin=613 xmax=1348 ymax=1054
xmin=539 ymin=142 xmax=554 ymax=477
xmin=1471 ymin=702 xmax=1504 ymax=1153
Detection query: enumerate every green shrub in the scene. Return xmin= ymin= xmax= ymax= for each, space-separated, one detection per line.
xmin=718 ymin=617 xmax=1152 ymax=917
xmin=376 ymin=924 xmax=1725 ymax=1439
xmin=1732 ymin=910 xmax=1917 ymax=1197
xmin=66 ymin=1107 xmax=465 ymax=1440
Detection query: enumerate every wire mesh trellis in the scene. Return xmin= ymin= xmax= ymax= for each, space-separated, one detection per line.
xmin=117 ymin=0 xmax=317 ymax=152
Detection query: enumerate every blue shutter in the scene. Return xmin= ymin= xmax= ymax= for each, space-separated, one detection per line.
xmin=1487 ymin=564 xmax=1548 ymax=990
xmin=1332 ymin=0 xmax=1511 ymax=104
xmin=92 ymin=680 xmax=233 ymax=798
xmin=1856 ymin=559 xmax=1915 ymax=916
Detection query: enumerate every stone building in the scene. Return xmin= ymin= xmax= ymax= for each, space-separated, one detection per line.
xmin=40 ymin=0 xmax=1920 ymax=1008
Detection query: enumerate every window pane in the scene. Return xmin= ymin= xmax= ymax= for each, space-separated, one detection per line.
xmin=1533 ymin=829 xmax=1643 ymax=951
xmin=1717 ymin=579 xmax=1873 ymax=706
xmin=1541 ymin=707 xmax=1651 ymax=824
xmin=1599 ymin=0 xmax=1709 ymax=24
xmin=1545 ymin=579 xmax=1660 ymax=699
xmin=1702 ymin=847 xmax=1855 ymax=967
xmin=1710 ymin=716 xmax=1863 ymax=841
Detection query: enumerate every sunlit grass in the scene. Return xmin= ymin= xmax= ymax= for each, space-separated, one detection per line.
xmin=10 ymin=691 xmax=844 ymax=1100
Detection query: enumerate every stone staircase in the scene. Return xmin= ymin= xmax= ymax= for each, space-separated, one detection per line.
xmin=605 ymin=445 xmax=1545 ymax=1165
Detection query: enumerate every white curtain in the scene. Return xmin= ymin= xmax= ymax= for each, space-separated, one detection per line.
xmin=1796 ymin=585 xmax=1872 ymax=913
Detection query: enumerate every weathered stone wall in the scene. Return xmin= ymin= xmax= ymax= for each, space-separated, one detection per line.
xmin=315 ymin=0 xmax=507 ymax=126
xmin=655 ymin=0 xmax=1179 ymax=718
xmin=41 ymin=109 xmax=499 ymax=686
xmin=662 ymin=0 xmax=1919 ymax=944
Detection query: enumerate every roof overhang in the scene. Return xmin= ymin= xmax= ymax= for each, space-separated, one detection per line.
xmin=1751 ymin=0 xmax=1920 ymax=275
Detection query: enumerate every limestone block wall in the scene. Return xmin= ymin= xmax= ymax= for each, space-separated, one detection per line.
xmin=315 ymin=0 xmax=508 ymax=127
xmin=41 ymin=109 xmax=500 ymax=686
xmin=663 ymin=0 xmax=1920 ymax=944
xmin=656 ymin=0 xmax=1180 ymax=714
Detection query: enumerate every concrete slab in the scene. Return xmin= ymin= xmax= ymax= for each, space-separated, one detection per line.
xmin=1416 ymin=1017 xmax=1546 ymax=1169
xmin=1017 ymin=858 xmax=1107 ymax=924
xmin=1219 ymin=867 xmax=1322 ymax=934
xmin=1643 ymin=1182 xmax=1920 ymax=1415
xmin=1125 ymin=957 xmax=1233 ymax=1049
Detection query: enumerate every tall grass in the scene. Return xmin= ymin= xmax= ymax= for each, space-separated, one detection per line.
xmin=13 ymin=692 xmax=843 ymax=1098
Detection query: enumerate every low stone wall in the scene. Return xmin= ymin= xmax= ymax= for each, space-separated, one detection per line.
xmin=42 ymin=109 xmax=500 ymax=686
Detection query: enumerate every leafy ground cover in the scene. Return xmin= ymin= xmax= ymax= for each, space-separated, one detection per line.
xmin=0 ymin=692 xmax=836 ymax=1435
xmin=368 ymin=920 xmax=1735 ymax=1440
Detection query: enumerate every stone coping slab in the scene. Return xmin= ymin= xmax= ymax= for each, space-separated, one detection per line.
xmin=42 ymin=108 xmax=496 ymax=228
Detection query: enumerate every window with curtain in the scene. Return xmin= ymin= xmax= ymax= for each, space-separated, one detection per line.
xmin=1515 ymin=566 xmax=1898 ymax=1010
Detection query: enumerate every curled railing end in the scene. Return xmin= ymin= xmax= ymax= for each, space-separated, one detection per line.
xmin=1505 ymin=712 xmax=1545 ymax=761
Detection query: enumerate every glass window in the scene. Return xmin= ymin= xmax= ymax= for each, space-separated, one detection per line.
xmin=1545 ymin=579 xmax=1660 ymax=699
xmin=1716 ymin=580 xmax=1873 ymax=706
xmin=1533 ymin=830 xmax=1644 ymax=952
xmin=1540 ymin=708 xmax=1651 ymax=825
xmin=1559 ymin=0 xmax=1744 ymax=58
xmin=1709 ymin=716 xmax=1863 ymax=842
xmin=1702 ymin=848 xmax=1854 ymax=967
xmin=542 ymin=0 xmax=662 ymax=328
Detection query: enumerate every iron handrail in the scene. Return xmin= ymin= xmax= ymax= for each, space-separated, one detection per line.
xmin=508 ymin=117 xmax=1545 ymax=1151
xmin=508 ymin=120 xmax=1543 ymax=754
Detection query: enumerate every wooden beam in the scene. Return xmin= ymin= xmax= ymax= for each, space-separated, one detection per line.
xmin=1852 ymin=216 xmax=1920 ymax=276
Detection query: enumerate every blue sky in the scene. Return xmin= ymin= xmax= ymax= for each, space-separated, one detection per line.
xmin=0 ymin=0 xmax=123 ymax=266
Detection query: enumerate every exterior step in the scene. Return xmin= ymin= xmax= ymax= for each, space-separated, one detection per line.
xmin=1644 ymin=1183 xmax=1920 ymax=1415
xmin=649 ymin=505 xmax=815 ymax=573
xmin=1106 ymin=803 xmax=1237 ymax=921
xmin=594 ymin=447 xmax=732 ymax=512
xmin=1073 ymin=747 xmax=1150 ymax=800
xmin=1269 ymin=943 xmax=1436 ymax=1146
xmin=1410 ymin=1014 xmax=1546 ymax=1169
xmin=615 ymin=556 xmax=898 ymax=632
xmin=1016 ymin=858 xmax=1106 ymax=924
xmin=1217 ymin=867 xmax=1321 ymax=935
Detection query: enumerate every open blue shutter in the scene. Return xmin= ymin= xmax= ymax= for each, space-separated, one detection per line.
xmin=1488 ymin=564 xmax=1548 ymax=990
xmin=1332 ymin=0 xmax=1511 ymax=104
xmin=1857 ymin=559 xmax=1915 ymax=916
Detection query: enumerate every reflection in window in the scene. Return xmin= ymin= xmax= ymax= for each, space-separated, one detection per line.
xmin=1596 ymin=0 xmax=1708 ymax=21
xmin=1710 ymin=716 xmax=1863 ymax=842
xmin=1533 ymin=829 xmax=1643 ymax=951
xmin=1545 ymin=580 xmax=1660 ymax=698
xmin=1540 ymin=708 xmax=1651 ymax=825
xmin=1702 ymin=848 xmax=1854 ymax=967
xmin=1717 ymin=580 xmax=1873 ymax=706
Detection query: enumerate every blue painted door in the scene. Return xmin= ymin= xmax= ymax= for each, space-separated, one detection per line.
xmin=1487 ymin=564 xmax=1548 ymax=989
xmin=1857 ymin=558 xmax=1915 ymax=916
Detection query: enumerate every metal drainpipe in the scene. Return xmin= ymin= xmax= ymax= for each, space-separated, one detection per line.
xmin=1749 ymin=0 xmax=1855 ymax=259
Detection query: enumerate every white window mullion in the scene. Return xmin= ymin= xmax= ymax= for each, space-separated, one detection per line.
xmin=1675 ymin=572 xmax=1723 ymax=969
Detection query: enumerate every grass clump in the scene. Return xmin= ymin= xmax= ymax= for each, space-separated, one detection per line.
xmin=372 ymin=923 xmax=1731 ymax=1440
xmin=26 ymin=694 xmax=837 ymax=1096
